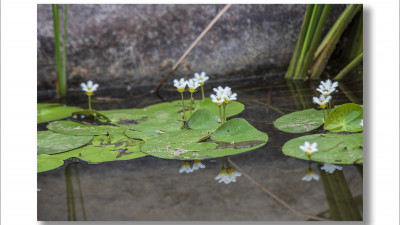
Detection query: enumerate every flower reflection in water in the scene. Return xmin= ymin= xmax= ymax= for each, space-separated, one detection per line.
xmin=302 ymin=162 xmax=319 ymax=182
xmin=215 ymin=157 xmax=241 ymax=184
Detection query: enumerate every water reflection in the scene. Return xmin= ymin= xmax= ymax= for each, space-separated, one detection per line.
xmin=301 ymin=162 xmax=320 ymax=182
xmin=65 ymin=163 xmax=87 ymax=221
xmin=215 ymin=157 xmax=242 ymax=184
xmin=318 ymin=164 xmax=362 ymax=220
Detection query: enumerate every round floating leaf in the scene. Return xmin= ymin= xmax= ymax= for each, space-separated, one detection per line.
xmin=49 ymin=134 xmax=147 ymax=164
xmin=38 ymin=131 xmax=93 ymax=155
xmin=141 ymin=129 xmax=212 ymax=160
xmin=324 ymin=103 xmax=363 ymax=132
xmin=187 ymin=108 xmax=219 ymax=130
xmin=37 ymin=154 xmax=65 ymax=173
xmin=198 ymin=98 xmax=245 ymax=118
xmin=142 ymin=118 xmax=268 ymax=160
xmin=125 ymin=113 xmax=183 ymax=140
xmin=282 ymin=133 xmax=363 ymax=164
xmin=47 ymin=121 xmax=126 ymax=136
xmin=37 ymin=104 xmax=83 ymax=123
xmin=211 ymin=118 xmax=268 ymax=143
xmin=274 ymin=108 xmax=324 ymax=133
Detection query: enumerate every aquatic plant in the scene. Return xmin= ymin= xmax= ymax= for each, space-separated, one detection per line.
xmin=320 ymin=163 xmax=343 ymax=174
xmin=191 ymin=160 xmax=206 ymax=172
xmin=173 ymin=78 xmax=188 ymax=122
xmin=187 ymin=79 xmax=201 ymax=115
xmin=179 ymin=161 xmax=193 ymax=173
xmin=193 ymin=72 xmax=209 ymax=100
xmin=302 ymin=169 xmax=320 ymax=182
xmin=215 ymin=157 xmax=241 ymax=184
xmin=285 ymin=4 xmax=363 ymax=80
xmin=299 ymin=141 xmax=318 ymax=160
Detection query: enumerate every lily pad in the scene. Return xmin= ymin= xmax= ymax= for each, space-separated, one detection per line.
xmin=37 ymin=104 xmax=83 ymax=123
xmin=142 ymin=116 xmax=268 ymax=160
xmin=274 ymin=108 xmax=324 ymax=133
xmin=187 ymin=108 xmax=220 ymax=130
xmin=47 ymin=121 xmax=126 ymax=136
xmin=38 ymin=131 xmax=94 ymax=155
xmin=324 ymin=103 xmax=363 ymax=132
xmin=282 ymin=133 xmax=363 ymax=164
xmin=37 ymin=154 xmax=65 ymax=173
xmin=49 ymin=134 xmax=147 ymax=164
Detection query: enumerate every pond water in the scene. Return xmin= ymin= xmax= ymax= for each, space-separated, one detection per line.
xmin=37 ymin=73 xmax=363 ymax=221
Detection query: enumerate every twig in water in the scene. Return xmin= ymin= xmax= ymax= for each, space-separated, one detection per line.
xmin=150 ymin=4 xmax=232 ymax=94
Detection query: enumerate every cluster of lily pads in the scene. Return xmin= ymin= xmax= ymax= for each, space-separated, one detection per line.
xmin=38 ymin=73 xmax=268 ymax=185
xmin=274 ymin=79 xmax=363 ymax=170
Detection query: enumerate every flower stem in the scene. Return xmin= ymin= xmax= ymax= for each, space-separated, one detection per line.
xmin=223 ymin=103 xmax=227 ymax=123
xmin=218 ymin=105 xmax=222 ymax=124
xmin=201 ymin=84 xmax=205 ymax=100
xmin=88 ymin=94 xmax=92 ymax=112
xmin=189 ymin=92 xmax=193 ymax=116
xmin=181 ymin=92 xmax=186 ymax=122
xmin=322 ymin=108 xmax=326 ymax=121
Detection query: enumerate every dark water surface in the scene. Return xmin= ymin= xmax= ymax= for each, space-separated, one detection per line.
xmin=37 ymin=74 xmax=363 ymax=221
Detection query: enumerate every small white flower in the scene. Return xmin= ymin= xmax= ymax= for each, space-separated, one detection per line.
xmin=173 ymin=78 xmax=187 ymax=92
xmin=187 ymin=79 xmax=201 ymax=93
xmin=312 ymin=95 xmax=332 ymax=108
xmin=179 ymin=161 xmax=192 ymax=173
xmin=320 ymin=163 xmax=343 ymax=174
xmin=213 ymin=86 xmax=231 ymax=96
xmin=191 ymin=159 xmax=206 ymax=171
xmin=226 ymin=168 xmax=241 ymax=183
xmin=317 ymin=79 xmax=338 ymax=97
xmin=360 ymin=119 xmax=363 ymax=126
xmin=224 ymin=90 xmax=237 ymax=104
xmin=299 ymin=141 xmax=318 ymax=156
xmin=301 ymin=170 xmax=320 ymax=182
xmin=215 ymin=168 xmax=231 ymax=184
xmin=81 ymin=80 xmax=99 ymax=95
xmin=210 ymin=93 xmax=225 ymax=106
xmin=193 ymin=72 xmax=209 ymax=85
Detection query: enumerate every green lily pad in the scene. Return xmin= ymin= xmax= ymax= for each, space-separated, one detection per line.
xmin=324 ymin=103 xmax=363 ymax=132
xmin=274 ymin=108 xmax=324 ymax=133
xmin=142 ymin=116 xmax=268 ymax=160
xmin=37 ymin=104 xmax=83 ymax=123
xmin=47 ymin=121 xmax=126 ymax=136
xmin=187 ymin=108 xmax=220 ymax=130
xmin=38 ymin=131 xmax=93 ymax=155
xmin=49 ymin=134 xmax=147 ymax=164
xmin=282 ymin=133 xmax=363 ymax=164
xmin=37 ymin=154 xmax=65 ymax=173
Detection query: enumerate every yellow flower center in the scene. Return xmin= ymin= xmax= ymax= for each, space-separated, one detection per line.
xmin=86 ymin=91 xmax=93 ymax=96
xmin=224 ymin=99 xmax=230 ymax=103
xmin=182 ymin=162 xmax=189 ymax=166
xmin=306 ymin=152 xmax=312 ymax=156
xmin=320 ymin=103 xmax=326 ymax=108
xmin=306 ymin=170 xmax=313 ymax=175
xmin=189 ymin=88 xmax=196 ymax=93
xmin=177 ymin=88 xmax=185 ymax=92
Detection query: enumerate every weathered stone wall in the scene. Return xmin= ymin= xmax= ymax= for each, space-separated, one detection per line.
xmin=37 ymin=4 xmax=344 ymax=90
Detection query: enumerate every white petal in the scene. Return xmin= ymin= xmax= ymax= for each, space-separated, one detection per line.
xmin=87 ymin=80 xmax=93 ymax=87
xmin=91 ymin=84 xmax=99 ymax=91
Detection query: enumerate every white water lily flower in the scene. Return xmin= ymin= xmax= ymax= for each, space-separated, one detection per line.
xmin=227 ymin=168 xmax=241 ymax=182
xmin=299 ymin=141 xmax=318 ymax=156
xmin=213 ymin=86 xmax=231 ymax=96
xmin=173 ymin=78 xmax=187 ymax=92
xmin=317 ymin=79 xmax=339 ymax=97
xmin=312 ymin=95 xmax=332 ymax=108
xmin=81 ymin=80 xmax=99 ymax=95
xmin=179 ymin=161 xmax=192 ymax=173
xmin=224 ymin=90 xmax=237 ymax=104
xmin=360 ymin=119 xmax=363 ymax=126
xmin=187 ymin=79 xmax=201 ymax=93
xmin=210 ymin=93 xmax=225 ymax=106
xmin=191 ymin=160 xmax=206 ymax=171
xmin=215 ymin=168 xmax=231 ymax=184
xmin=320 ymin=163 xmax=343 ymax=174
xmin=194 ymin=72 xmax=209 ymax=85
xmin=301 ymin=170 xmax=320 ymax=182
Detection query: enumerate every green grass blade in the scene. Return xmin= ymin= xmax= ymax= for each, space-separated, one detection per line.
xmin=285 ymin=4 xmax=315 ymax=79
xmin=52 ymin=4 xmax=63 ymax=96
xmin=310 ymin=4 xmax=362 ymax=79
xmin=334 ymin=53 xmax=363 ymax=80
xmin=296 ymin=4 xmax=332 ymax=79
